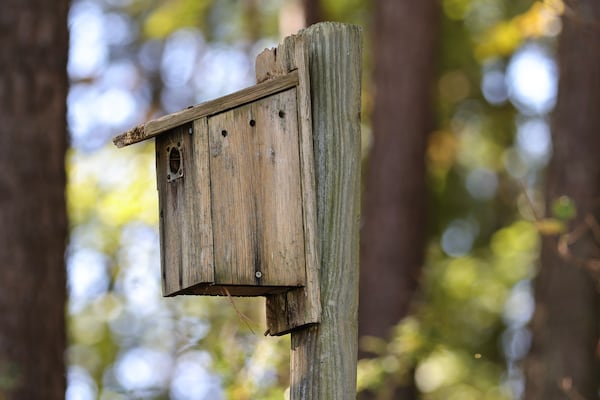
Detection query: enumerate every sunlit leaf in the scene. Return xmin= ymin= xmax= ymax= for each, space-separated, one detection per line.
xmin=535 ymin=218 xmax=566 ymax=235
xmin=475 ymin=1 xmax=564 ymax=60
xmin=143 ymin=0 xmax=211 ymax=39
xmin=551 ymin=195 xmax=577 ymax=221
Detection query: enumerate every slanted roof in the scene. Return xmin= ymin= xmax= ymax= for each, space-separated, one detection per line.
xmin=112 ymin=71 xmax=299 ymax=148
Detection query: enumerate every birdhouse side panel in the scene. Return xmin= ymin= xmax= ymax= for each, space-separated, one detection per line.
xmin=208 ymin=103 xmax=262 ymax=286
xmin=156 ymin=121 xmax=215 ymax=296
xmin=156 ymin=128 xmax=185 ymax=295
xmin=251 ymin=88 xmax=306 ymax=286
xmin=181 ymin=117 xmax=214 ymax=289
xmin=207 ymin=88 xmax=306 ymax=289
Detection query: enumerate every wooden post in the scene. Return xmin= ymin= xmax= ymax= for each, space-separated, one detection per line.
xmin=291 ymin=22 xmax=362 ymax=400
xmin=258 ymin=22 xmax=362 ymax=398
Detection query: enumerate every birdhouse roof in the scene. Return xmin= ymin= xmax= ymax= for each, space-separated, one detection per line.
xmin=112 ymin=71 xmax=299 ymax=148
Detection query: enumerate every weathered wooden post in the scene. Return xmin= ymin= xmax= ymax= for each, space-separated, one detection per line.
xmin=113 ymin=22 xmax=361 ymax=399
xmin=256 ymin=23 xmax=362 ymax=398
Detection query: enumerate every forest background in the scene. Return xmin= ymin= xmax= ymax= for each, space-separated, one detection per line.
xmin=1 ymin=0 xmax=598 ymax=399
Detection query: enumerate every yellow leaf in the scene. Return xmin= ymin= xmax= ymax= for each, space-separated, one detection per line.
xmin=535 ymin=218 xmax=565 ymax=235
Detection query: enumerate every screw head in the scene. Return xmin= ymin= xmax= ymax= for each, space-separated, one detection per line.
xmin=255 ymin=271 xmax=263 ymax=279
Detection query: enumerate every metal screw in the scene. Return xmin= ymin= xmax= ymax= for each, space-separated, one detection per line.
xmin=188 ymin=127 xmax=193 ymax=135
xmin=255 ymin=271 xmax=263 ymax=279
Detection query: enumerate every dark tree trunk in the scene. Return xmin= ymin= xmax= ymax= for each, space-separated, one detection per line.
xmin=302 ymin=0 xmax=323 ymax=26
xmin=525 ymin=1 xmax=600 ymax=399
xmin=0 ymin=1 xmax=69 ymax=399
xmin=359 ymin=0 xmax=438 ymax=398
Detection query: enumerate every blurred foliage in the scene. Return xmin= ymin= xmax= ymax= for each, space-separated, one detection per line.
xmin=357 ymin=0 xmax=562 ymax=398
xmin=67 ymin=1 xmax=291 ymax=398
xmin=66 ymin=0 xmax=564 ymax=398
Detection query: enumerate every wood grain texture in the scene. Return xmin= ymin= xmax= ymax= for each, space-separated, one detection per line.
xmin=209 ymin=103 xmax=257 ymax=285
xmin=156 ymin=126 xmax=186 ymax=295
xmin=258 ymin=20 xmax=362 ymax=397
xmin=182 ymin=118 xmax=214 ymax=289
xmin=156 ymin=120 xmax=215 ymax=296
xmin=289 ymin=23 xmax=362 ymax=399
xmin=113 ymin=72 xmax=299 ymax=148
xmin=208 ymin=89 xmax=305 ymax=288
xmin=153 ymin=84 xmax=314 ymax=297
xmin=253 ymin=89 xmax=306 ymax=287
xmin=260 ymin=30 xmax=322 ymax=336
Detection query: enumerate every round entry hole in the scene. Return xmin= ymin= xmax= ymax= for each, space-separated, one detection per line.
xmin=169 ymin=146 xmax=181 ymax=174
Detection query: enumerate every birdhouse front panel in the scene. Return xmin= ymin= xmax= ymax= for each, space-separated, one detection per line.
xmin=155 ymin=88 xmax=306 ymax=296
xmin=156 ymin=119 xmax=215 ymax=296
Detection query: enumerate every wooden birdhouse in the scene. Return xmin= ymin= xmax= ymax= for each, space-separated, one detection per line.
xmin=114 ymin=34 xmax=320 ymax=335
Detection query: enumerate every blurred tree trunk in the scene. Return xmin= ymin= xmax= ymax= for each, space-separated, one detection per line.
xmin=302 ymin=0 xmax=323 ymax=26
xmin=359 ymin=0 xmax=438 ymax=398
xmin=524 ymin=1 xmax=600 ymax=399
xmin=0 ymin=1 xmax=69 ymax=399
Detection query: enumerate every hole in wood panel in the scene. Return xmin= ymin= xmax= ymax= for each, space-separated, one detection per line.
xmin=167 ymin=144 xmax=183 ymax=182
xmin=249 ymin=119 xmax=256 ymax=127
xmin=278 ymin=110 xmax=285 ymax=118
xmin=221 ymin=130 xmax=228 ymax=137
xmin=169 ymin=147 xmax=181 ymax=173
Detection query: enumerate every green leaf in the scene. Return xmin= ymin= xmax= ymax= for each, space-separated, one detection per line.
xmin=551 ymin=195 xmax=577 ymax=221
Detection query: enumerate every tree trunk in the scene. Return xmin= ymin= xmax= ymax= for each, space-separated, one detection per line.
xmin=0 ymin=1 xmax=69 ymax=399
xmin=358 ymin=0 xmax=438 ymax=395
xmin=302 ymin=0 xmax=323 ymax=26
xmin=525 ymin=1 xmax=600 ymax=399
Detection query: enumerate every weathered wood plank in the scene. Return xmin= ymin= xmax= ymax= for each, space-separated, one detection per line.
xmin=289 ymin=23 xmax=362 ymax=399
xmin=293 ymin=33 xmax=322 ymax=332
xmin=208 ymin=103 xmax=258 ymax=286
xmin=208 ymin=89 xmax=306 ymax=289
xmin=260 ymin=31 xmax=321 ymax=336
xmin=156 ymin=126 xmax=186 ymax=295
xmin=181 ymin=118 xmax=214 ymax=288
xmin=113 ymin=71 xmax=299 ymax=148
xmin=252 ymin=89 xmax=305 ymax=287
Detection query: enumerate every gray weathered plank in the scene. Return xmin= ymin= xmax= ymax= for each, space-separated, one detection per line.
xmin=208 ymin=103 xmax=258 ymax=286
xmin=258 ymin=30 xmax=322 ymax=336
xmin=207 ymin=89 xmax=306 ymax=289
xmin=181 ymin=118 xmax=214 ymax=289
xmin=289 ymin=23 xmax=362 ymax=399
xmin=156 ymin=126 xmax=186 ymax=295
xmin=252 ymin=89 xmax=306 ymax=287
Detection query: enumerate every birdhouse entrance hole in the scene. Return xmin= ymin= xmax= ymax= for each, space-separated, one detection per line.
xmin=167 ymin=143 xmax=183 ymax=182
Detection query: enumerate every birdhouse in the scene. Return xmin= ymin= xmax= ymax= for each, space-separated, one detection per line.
xmin=114 ymin=69 xmax=319 ymax=295
xmin=114 ymin=32 xmax=323 ymax=336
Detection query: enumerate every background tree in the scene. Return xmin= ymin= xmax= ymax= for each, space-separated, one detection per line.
xmin=302 ymin=0 xmax=323 ymax=26
xmin=0 ymin=1 xmax=69 ymax=398
xmin=525 ymin=1 xmax=600 ymax=398
xmin=358 ymin=0 xmax=439 ymax=397
xmin=357 ymin=1 xmax=567 ymax=398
